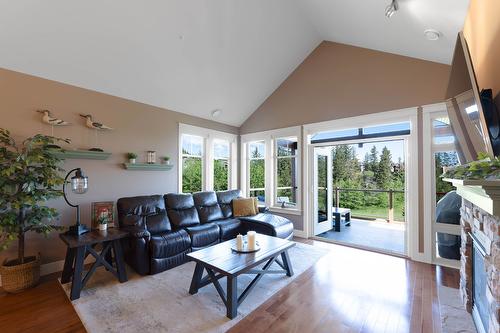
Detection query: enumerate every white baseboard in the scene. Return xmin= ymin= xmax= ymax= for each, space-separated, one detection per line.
xmin=293 ymin=229 xmax=308 ymax=238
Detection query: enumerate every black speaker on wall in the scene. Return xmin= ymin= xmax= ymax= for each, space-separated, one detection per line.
xmin=480 ymin=89 xmax=500 ymax=156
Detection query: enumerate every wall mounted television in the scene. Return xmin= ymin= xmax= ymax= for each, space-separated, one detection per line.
xmin=446 ymin=32 xmax=500 ymax=161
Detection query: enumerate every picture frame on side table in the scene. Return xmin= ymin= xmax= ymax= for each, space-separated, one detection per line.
xmin=91 ymin=201 xmax=115 ymax=229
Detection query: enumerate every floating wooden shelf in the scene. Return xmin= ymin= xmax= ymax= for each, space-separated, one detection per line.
xmin=50 ymin=149 xmax=112 ymax=160
xmin=123 ymin=163 xmax=173 ymax=171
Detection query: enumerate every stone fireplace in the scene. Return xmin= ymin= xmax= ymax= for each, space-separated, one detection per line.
xmin=459 ymin=198 xmax=499 ymax=333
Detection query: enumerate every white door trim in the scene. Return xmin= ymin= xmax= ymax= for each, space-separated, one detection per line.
xmin=302 ymin=107 xmax=419 ymax=260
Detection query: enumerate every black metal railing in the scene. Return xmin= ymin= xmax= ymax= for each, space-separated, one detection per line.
xmin=333 ymin=187 xmax=405 ymax=223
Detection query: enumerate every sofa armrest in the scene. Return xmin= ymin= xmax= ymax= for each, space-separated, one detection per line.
xmin=122 ymin=225 xmax=151 ymax=239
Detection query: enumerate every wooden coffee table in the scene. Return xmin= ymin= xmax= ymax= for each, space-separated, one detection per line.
xmin=187 ymin=234 xmax=295 ymax=319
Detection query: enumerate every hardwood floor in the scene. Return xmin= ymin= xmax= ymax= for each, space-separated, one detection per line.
xmin=0 ymin=275 xmax=85 ymax=333
xmin=230 ymin=239 xmax=459 ymax=333
xmin=0 ymin=238 xmax=459 ymax=333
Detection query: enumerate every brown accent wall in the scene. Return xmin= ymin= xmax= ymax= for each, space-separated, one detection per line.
xmin=463 ymin=0 xmax=500 ymax=102
xmin=0 ymin=68 xmax=237 ymax=266
xmin=240 ymin=41 xmax=451 ymax=134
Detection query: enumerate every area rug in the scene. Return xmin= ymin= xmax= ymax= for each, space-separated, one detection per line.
xmin=60 ymin=242 xmax=328 ymax=333
xmin=438 ymin=285 xmax=477 ymax=333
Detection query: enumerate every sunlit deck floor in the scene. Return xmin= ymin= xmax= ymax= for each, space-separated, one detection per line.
xmin=316 ymin=218 xmax=405 ymax=254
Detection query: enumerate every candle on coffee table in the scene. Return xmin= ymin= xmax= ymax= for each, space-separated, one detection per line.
xmin=236 ymin=234 xmax=243 ymax=250
xmin=247 ymin=231 xmax=256 ymax=250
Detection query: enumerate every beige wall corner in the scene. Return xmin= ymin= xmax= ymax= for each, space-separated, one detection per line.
xmin=240 ymin=41 xmax=450 ymax=134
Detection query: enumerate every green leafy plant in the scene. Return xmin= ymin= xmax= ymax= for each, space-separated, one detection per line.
xmin=126 ymin=152 xmax=137 ymax=159
xmin=162 ymin=156 xmax=170 ymax=161
xmin=442 ymin=152 xmax=500 ymax=180
xmin=0 ymin=129 xmax=69 ymax=265
xmin=97 ymin=216 xmax=108 ymax=225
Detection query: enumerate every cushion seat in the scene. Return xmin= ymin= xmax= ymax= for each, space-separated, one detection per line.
xmin=214 ymin=218 xmax=242 ymax=241
xmin=240 ymin=213 xmax=294 ymax=240
xmin=150 ymin=229 xmax=191 ymax=273
xmin=185 ymin=223 xmax=220 ymax=251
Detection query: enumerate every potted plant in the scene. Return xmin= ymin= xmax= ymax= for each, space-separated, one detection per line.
xmin=97 ymin=216 xmax=108 ymax=231
xmin=0 ymin=129 xmax=68 ymax=293
xmin=161 ymin=156 xmax=171 ymax=165
xmin=126 ymin=152 xmax=137 ymax=164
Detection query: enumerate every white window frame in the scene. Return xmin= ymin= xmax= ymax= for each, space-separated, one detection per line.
xmin=274 ymin=136 xmax=300 ymax=209
xmin=180 ymin=134 xmax=205 ymax=193
xmin=212 ymin=138 xmax=232 ymax=192
xmin=178 ymin=123 xmax=237 ymax=193
xmin=303 ymin=107 xmax=418 ymax=258
xmin=246 ymin=140 xmax=266 ymax=203
xmin=241 ymin=126 xmax=302 ymax=215
xmin=422 ymin=105 xmax=461 ymax=269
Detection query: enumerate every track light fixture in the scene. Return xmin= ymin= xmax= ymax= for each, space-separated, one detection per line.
xmin=385 ymin=0 xmax=399 ymax=18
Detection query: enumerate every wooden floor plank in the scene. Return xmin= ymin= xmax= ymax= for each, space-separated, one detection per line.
xmin=0 ymin=238 xmax=459 ymax=333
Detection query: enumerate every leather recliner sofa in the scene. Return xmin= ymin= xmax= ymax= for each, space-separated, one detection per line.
xmin=117 ymin=190 xmax=294 ymax=275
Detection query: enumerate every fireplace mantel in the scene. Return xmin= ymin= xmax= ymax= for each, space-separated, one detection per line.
xmin=444 ymin=178 xmax=500 ymax=216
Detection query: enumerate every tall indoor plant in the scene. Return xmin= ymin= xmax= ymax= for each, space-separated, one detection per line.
xmin=0 ymin=129 xmax=68 ymax=292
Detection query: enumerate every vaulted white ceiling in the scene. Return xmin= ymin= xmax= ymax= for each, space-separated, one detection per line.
xmin=0 ymin=0 xmax=470 ymax=126
xmin=297 ymin=0 xmax=470 ymax=65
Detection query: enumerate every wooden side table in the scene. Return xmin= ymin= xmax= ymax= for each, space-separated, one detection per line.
xmin=60 ymin=228 xmax=128 ymax=300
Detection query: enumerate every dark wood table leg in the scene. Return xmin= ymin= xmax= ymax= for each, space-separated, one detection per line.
xmin=334 ymin=213 xmax=341 ymax=231
xmin=104 ymin=241 xmax=113 ymax=271
xmin=61 ymin=247 xmax=75 ymax=284
xmin=281 ymin=250 xmax=294 ymax=277
xmin=112 ymin=239 xmax=127 ymax=282
xmin=226 ymin=276 xmax=238 ymax=319
xmin=70 ymin=245 xmax=86 ymax=301
xmin=189 ymin=262 xmax=205 ymax=295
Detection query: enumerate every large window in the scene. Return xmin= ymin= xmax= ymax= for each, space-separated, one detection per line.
xmin=241 ymin=126 xmax=301 ymax=213
xmin=275 ymin=137 xmax=298 ymax=207
xmin=248 ymin=141 xmax=266 ymax=204
xmin=424 ymin=109 xmax=462 ymax=268
xmin=181 ymin=134 xmax=203 ymax=193
xmin=213 ymin=139 xmax=230 ymax=191
xmin=179 ymin=124 xmax=237 ymax=193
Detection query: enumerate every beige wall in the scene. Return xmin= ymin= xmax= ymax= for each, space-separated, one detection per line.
xmin=463 ymin=0 xmax=500 ymax=101
xmin=240 ymin=41 xmax=451 ymax=134
xmin=0 ymin=68 xmax=237 ymax=265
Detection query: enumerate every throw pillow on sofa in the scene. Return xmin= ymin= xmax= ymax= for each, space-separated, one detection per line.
xmin=233 ymin=197 xmax=258 ymax=217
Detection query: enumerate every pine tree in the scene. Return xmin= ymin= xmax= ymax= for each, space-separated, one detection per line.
xmin=377 ymin=146 xmax=392 ymax=189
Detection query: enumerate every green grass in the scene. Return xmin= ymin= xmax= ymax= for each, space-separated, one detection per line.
xmin=350 ymin=204 xmax=405 ymax=222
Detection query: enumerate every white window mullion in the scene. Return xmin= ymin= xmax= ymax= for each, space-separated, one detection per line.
xmin=265 ymin=137 xmax=273 ymax=208
xmin=205 ymin=135 xmax=213 ymax=191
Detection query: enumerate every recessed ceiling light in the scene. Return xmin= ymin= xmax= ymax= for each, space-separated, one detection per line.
xmin=211 ymin=109 xmax=222 ymax=117
xmin=424 ymin=29 xmax=441 ymax=41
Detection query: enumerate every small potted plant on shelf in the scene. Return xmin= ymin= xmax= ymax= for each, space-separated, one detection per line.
xmin=0 ymin=129 xmax=68 ymax=293
xmin=161 ymin=156 xmax=171 ymax=165
xmin=97 ymin=216 xmax=108 ymax=231
xmin=126 ymin=152 xmax=137 ymax=164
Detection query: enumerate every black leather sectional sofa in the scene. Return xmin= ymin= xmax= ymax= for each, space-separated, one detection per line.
xmin=117 ymin=190 xmax=294 ymax=275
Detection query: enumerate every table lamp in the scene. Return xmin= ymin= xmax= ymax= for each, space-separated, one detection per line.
xmin=64 ymin=168 xmax=90 ymax=235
